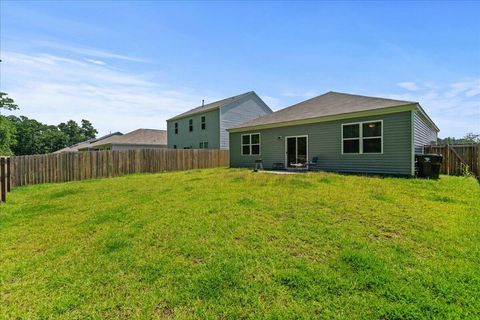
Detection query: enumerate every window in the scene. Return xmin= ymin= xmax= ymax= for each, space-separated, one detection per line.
xmin=362 ymin=122 xmax=382 ymax=153
xmin=174 ymin=122 xmax=178 ymax=134
xmin=199 ymin=142 xmax=203 ymax=149
xmin=199 ymin=141 xmax=209 ymax=149
xmin=189 ymin=119 xmax=193 ymax=132
xmin=201 ymin=116 xmax=206 ymax=130
xmin=241 ymin=133 xmax=260 ymax=155
xmin=173 ymin=145 xmax=177 ymax=149
xmin=342 ymin=121 xmax=382 ymax=154
xmin=342 ymin=124 xmax=360 ymax=153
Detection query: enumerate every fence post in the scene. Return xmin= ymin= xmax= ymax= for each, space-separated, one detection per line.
xmin=6 ymin=157 xmax=11 ymax=192
xmin=477 ymin=144 xmax=480 ymax=177
xmin=446 ymin=144 xmax=450 ymax=175
xmin=1 ymin=158 xmax=6 ymax=203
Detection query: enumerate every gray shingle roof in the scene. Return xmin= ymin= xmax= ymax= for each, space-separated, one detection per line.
xmin=83 ymin=129 xmax=167 ymax=149
xmin=230 ymin=91 xmax=417 ymax=130
xmin=167 ymin=91 xmax=254 ymax=121
xmin=53 ymin=132 xmax=123 ymax=153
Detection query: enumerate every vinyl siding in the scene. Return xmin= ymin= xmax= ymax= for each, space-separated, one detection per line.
xmin=413 ymin=111 xmax=438 ymax=154
xmin=230 ymin=111 xmax=413 ymax=175
xmin=167 ymin=109 xmax=220 ymax=149
xmin=219 ymin=94 xmax=272 ymax=149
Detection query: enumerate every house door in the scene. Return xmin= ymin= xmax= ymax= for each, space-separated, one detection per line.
xmin=285 ymin=136 xmax=308 ymax=167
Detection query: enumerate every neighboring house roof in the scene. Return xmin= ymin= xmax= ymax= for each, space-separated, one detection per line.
xmin=80 ymin=129 xmax=167 ymax=150
xmin=53 ymin=132 xmax=123 ymax=153
xmin=167 ymin=91 xmax=256 ymax=121
xmin=229 ymin=91 xmax=438 ymax=131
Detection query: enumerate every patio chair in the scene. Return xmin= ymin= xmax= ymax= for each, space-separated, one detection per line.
xmin=254 ymin=159 xmax=264 ymax=172
xmin=307 ymin=157 xmax=319 ymax=171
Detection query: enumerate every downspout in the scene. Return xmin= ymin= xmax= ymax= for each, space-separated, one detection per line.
xmin=411 ymin=109 xmax=415 ymax=176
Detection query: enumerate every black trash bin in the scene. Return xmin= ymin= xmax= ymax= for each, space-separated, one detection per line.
xmin=416 ymin=154 xmax=443 ymax=179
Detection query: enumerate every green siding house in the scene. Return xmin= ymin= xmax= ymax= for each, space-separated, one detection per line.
xmin=167 ymin=91 xmax=272 ymax=149
xmin=228 ymin=92 xmax=439 ymax=176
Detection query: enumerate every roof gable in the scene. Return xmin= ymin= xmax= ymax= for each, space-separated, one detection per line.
xmin=167 ymin=91 xmax=255 ymax=121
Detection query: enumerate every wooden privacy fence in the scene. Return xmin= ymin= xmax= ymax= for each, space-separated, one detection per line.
xmin=424 ymin=144 xmax=479 ymax=176
xmin=0 ymin=149 xmax=229 ymax=202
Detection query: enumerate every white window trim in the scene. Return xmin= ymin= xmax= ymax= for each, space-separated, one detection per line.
xmin=341 ymin=120 xmax=383 ymax=155
xmin=241 ymin=133 xmax=261 ymax=156
xmin=201 ymin=116 xmax=206 ymax=130
xmin=284 ymin=135 xmax=309 ymax=168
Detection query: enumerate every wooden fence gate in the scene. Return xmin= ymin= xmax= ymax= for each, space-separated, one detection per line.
xmin=423 ymin=144 xmax=479 ymax=176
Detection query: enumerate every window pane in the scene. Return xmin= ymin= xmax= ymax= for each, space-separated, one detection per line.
xmin=199 ymin=142 xmax=203 ymax=149
xmin=363 ymin=138 xmax=382 ymax=153
xmin=204 ymin=142 xmax=208 ymax=149
xmin=242 ymin=135 xmax=250 ymax=144
xmin=251 ymin=134 xmax=260 ymax=144
xmin=343 ymin=139 xmax=359 ymax=153
xmin=343 ymin=124 xmax=359 ymax=138
xmin=363 ymin=122 xmax=381 ymax=137
xmin=251 ymin=145 xmax=260 ymax=155
xmin=242 ymin=145 xmax=250 ymax=155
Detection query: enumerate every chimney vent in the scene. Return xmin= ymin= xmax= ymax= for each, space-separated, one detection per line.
xmin=202 ymin=99 xmax=204 ymax=107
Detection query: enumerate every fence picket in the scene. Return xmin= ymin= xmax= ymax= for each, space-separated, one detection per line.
xmin=424 ymin=144 xmax=479 ymax=176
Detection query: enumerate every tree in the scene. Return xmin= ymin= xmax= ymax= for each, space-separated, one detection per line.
xmin=58 ymin=119 xmax=97 ymax=146
xmin=10 ymin=116 xmax=68 ymax=155
xmin=81 ymin=119 xmax=98 ymax=140
xmin=463 ymin=132 xmax=480 ymax=144
xmin=0 ymin=92 xmax=18 ymax=155
xmin=0 ymin=116 xmax=16 ymax=155
xmin=0 ymin=92 xmax=19 ymax=113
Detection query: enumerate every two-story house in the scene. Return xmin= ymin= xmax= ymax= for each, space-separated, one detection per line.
xmin=167 ymin=91 xmax=272 ymax=149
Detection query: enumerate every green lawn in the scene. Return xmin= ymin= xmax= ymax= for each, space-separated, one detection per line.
xmin=1 ymin=169 xmax=479 ymax=319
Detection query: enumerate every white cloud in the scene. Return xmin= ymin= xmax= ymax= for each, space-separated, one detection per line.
xmin=84 ymin=58 xmax=106 ymax=65
xmin=1 ymin=51 xmax=216 ymax=136
xmin=260 ymin=95 xmax=281 ymax=110
xmin=382 ymin=79 xmax=480 ymax=137
xmin=398 ymin=82 xmax=420 ymax=91
xmin=34 ymin=40 xmax=147 ymax=62
xmin=282 ymin=89 xmax=321 ymax=99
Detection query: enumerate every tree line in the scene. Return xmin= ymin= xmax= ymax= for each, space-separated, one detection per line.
xmin=1 ymin=92 xmax=98 ymax=156
xmin=437 ymin=133 xmax=479 ymax=145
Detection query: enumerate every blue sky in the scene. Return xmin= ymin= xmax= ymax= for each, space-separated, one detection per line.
xmin=1 ymin=1 xmax=479 ymax=137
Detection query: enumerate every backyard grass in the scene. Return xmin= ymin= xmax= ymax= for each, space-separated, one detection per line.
xmin=0 ymin=168 xmax=479 ymax=319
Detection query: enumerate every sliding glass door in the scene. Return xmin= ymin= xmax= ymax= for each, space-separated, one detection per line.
xmin=285 ymin=136 xmax=308 ymax=167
